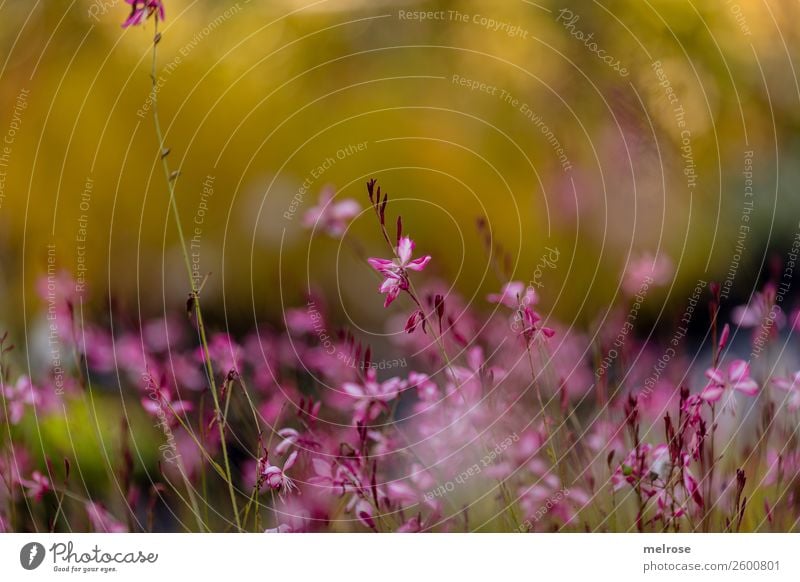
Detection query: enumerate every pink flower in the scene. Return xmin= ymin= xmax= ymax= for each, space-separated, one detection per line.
xmin=732 ymin=284 xmax=785 ymax=329
xmin=85 ymin=502 xmax=127 ymax=533
xmin=21 ymin=471 xmax=51 ymax=501
xmin=367 ymin=236 xmax=431 ymax=307
xmin=519 ymin=306 xmax=556 ymax=343
xmin=701 ymin=359 xmax=759 ymax=403
xmin=772 ymin=372 xmax=800 ymax=411
xmin=2 ymin=376 xmax=40 ymax=424
xmin=303 ymin=186 xmax=361 ymax=238
xmin=260 ymin=451 xmax=299 ymax=494
xmin=487 ymin=281 xmax=537 ymax=309
xmin=342 ymin=369 xmax=408 ymax=422
xmin=622 ymin=253 xmax=673 ymax=296
xmin=122 ymin=0 xmax=165 ymax=28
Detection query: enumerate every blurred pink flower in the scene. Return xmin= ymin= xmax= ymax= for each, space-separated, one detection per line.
xmin=303 ymin=186 xmax=361 ymax=238
xmin=487 ymin=281 xmax=537 ymax=309
xmin=21 ymin=471 xmax=51 ymax=501
xmin=342 ymin=369 xmax=407 ymax=422
xmin=772 ymin=372 xmax=800 ymax=411
xmin=622 ymin=253 xmax=673 ymax=296
xmin=85 ymin=502 xmax=127 ymax=533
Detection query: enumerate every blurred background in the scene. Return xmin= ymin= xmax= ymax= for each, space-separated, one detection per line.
xmin=0 ymin=0 xmax=799 ymax=336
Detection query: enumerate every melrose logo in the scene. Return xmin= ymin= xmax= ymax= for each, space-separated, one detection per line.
xmin=20 ymin=542 xmax=46 ymax=570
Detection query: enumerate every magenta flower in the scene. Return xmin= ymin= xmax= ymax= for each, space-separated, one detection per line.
xmin=519 ymin=306 xmax=556 ymax=343
xmin=367 ymin=236 xmax=431 ymax=307
xmin=342 ymin=369 xmax=408 ymax=422
xmin=122 ymin=0 xmax=165 ymax=28
xmin=487 ymin=281 xmax=537 ymax=309
xmin=2 ymin=376 xmax=40 ymax=425
xmin=260 ymin=451 xmax=299 ymax=494
xmin=622 ymin=253 xmax=673 ymax=296
xmin=701 ymin=359 xmax=759 ymax=403
xmin=21 ymin=471 xmax=51 ymax=501
xmin=85 ymin=502 xmax=127 ymax=533
xmin=732 ymin=284 xmax=785 ymax=329
xmin=303 ymin=186 xmax=361 ymax=238
xmin=772 ymin=372 xmax=800 ymax=411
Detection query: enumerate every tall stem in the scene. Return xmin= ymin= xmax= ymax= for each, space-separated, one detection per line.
xmin=148 ymin=17 xmax=240 ymax=531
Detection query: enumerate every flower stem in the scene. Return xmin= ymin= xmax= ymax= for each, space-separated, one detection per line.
xmin=148 ymin=17 xmax=241 ymax=531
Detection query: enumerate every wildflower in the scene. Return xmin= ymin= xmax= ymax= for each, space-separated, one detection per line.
xmin=21 ymin=471 xmax=51 ymax=501
xmin=771 ymin=371 xmax=800 ymax=412
xmin=622 ymin=253 xmax=673 ymax=296
xmin=122 ymin=0 xmax=165 ymax=28
xmin=342 ymin=369 xmax=408 ymax=422
xmin=732 ymin=284 xmax=785 ymax=330
xmin=519 ymin=306 xmax=556 ymax=343
xmin=367 ymin=236 xmax=431 ymax=307
xmin=259 ymin=451 xmax=299 ymax=494
xmin=487 ymin=281 xmax=537 ymax=309
xmin=302 ymin=186 xmax=361 ymax=238
xmin=701 ymin=359 xmax=758 ymax=403
xmin=2 ymin=376 xmax=40 ymax=425
xmin=85 ymin=502 xmax=127 ymax=533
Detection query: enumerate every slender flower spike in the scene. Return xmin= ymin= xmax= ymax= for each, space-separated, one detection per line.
xmin=122 ymin=0 xmax=165 ymax=28
xmin=367 ymin=236 xmax=431 ymax=307
xmin=701 ymin=359 xmax=759 ymax=403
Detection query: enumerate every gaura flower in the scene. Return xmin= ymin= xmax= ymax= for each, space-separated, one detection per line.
xmin=701 ymin=359 xmax=758 ymax=403
xmin=487 ymin=281 xmax=537 ymax=309
xmin=122 ymin=0 xmax=165 ymax=28
xmin=367 ymin=236 xmax=431 ymax=307
xmin=260 ymin=451 xmax=299 ymax=494
xmin=302 ymin=186 xmax=361 ymax=238
xmin=771 ymin=371 xmax=800 ymax=412
xmin=342 ymin=369 xmax=408 ymax=422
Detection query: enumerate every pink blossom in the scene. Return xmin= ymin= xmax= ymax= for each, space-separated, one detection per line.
xmin=367 ymin=236 xmax=431 ymax=307
xmin=341 ymin=369 xmax=408 ymax=422
xmin=732 ymin=285 xmax=785 ymax=329
xmin=2 ymin=376 xmax=40 ymax=425
xmin=85 ymin=502 xmax=127 ymax=533
xmin=519 ymin=306 xmax=556 ymax=343
xmin=487 ymin=281 xmax=537 ymax=309
xmin=701 ymin=359 xmax=758 ymax=403
xmin=122 ymin=0 xmax=165 ymax=28
xmin=622 ymin=253 xmax=673 ymax=296
xmin=260 ymin=451 xmax=299 ymax=495
xmin=772 ymin=372 xmax=800 ymax=411
xmin=21 ymin=471 xmax=51 ymax=501
xmin=302 ymin=186 xmax=361 ymax=238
